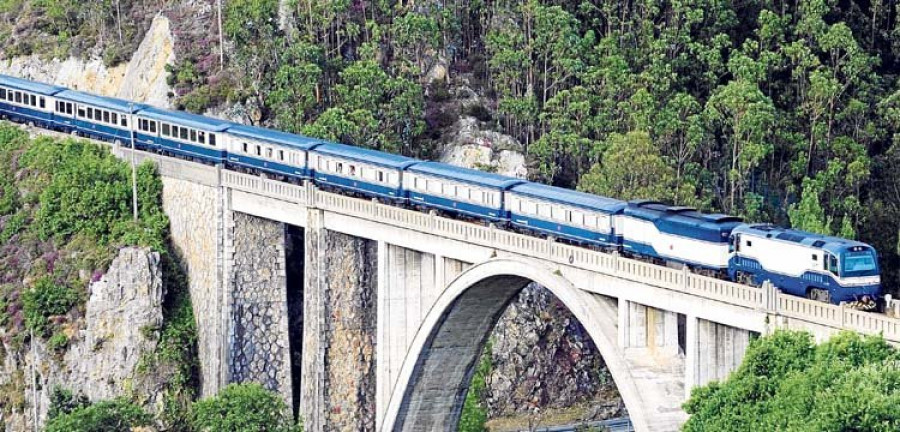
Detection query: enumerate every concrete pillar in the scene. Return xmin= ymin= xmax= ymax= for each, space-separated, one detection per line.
xmin=619 ymin=299 xmax=680 ymax=355
xmin=684 ymin=316 xmax=750 ymax=399
xmin=618 ymin=297 xmax=629 ymax=349
xmin=301 ymin=208 xmax=326 ymax=432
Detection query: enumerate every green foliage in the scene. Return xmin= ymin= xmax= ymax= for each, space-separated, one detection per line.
xmin=48 ymin=387 xmax=89 ymax=421
xmin=683 ymin=331 xmax=900 ymax=431
xmin=45 ymin=398 xmax=152 ymax=432
xmin=458 ymin=340 xmax=492 ymax=432
xmin=191 ymin=383 xmax=300 ymax=432
xmin=20 ymin=137 xmax=168 ymax=251
xmin=21 ymin=277 xmax=79 ymax=336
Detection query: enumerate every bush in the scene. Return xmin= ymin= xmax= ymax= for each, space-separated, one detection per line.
xmin=45 ymin=398 xmax=152 ymax=432
xmin=47 ymin=331 xmax=68 ymax=352
xmin=21 ymin=277 xmax=79 ymax=336
xmin=48 ymin=387 xmax=89 ymax=421
xmin=191 ymin=383 xmax=299 ymax=432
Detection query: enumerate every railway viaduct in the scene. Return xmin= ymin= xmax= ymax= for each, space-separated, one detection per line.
xmin=93 ymin=140 xmax=900 ymax=432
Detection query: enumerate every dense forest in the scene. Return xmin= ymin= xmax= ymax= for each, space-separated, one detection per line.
xmin=3 ymin=0 xmax=900 ymax=293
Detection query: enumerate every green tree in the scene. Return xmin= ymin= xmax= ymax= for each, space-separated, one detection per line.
xmin=683 ymin=331 xmax=900 ymax=432
xmin=191 ymin=383 xmax=299 ymax=432
xmin=45 ymin=398 xmax=152 ymax=432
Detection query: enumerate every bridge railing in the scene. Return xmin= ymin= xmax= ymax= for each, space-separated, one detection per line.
xmin=221 ymin=171 xmax=900 ymax=342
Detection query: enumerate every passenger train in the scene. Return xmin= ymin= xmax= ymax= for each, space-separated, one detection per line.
xmin=0 ymin=74 xmax=882 ymax=307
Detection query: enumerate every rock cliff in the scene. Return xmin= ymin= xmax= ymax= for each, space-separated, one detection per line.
xmin=2 ymin=248 xmax=168 ymax=431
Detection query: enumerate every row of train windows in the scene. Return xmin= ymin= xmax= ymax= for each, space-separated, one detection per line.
xmin=411 ymin=177 xmax=494 ymax=205
xmin=77 ymin=106 xmax=127 ymax=127
xmin=319 ymin=159 xmax=387 ymax=183
xmin=161 ymin=123 xmax=216 ymax=146
xmin=516 ymin=199 xmax=597 ymax=227
xmin=241 ymin=142 xmax=285 ymax=162
xmin=0 ymin=89 xmax=45 ymax=109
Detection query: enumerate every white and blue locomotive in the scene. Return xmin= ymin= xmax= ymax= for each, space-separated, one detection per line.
xmin=0 ymin=74 xmax=881 ymax=306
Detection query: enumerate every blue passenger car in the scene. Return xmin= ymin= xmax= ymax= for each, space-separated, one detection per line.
xmin=226 ymin=124 xmax=324 ymax=178
xmin=311 ymin=143 xmax=418 ymax=199
xmin=55 ymin=90 xmax=145 ymax=143
xmin=506 ymin=182 xmax=626 ymax=246
xmin=622 ymin=201 xmax=743 ymax=271
xmin=402 ymin=162 xmax=524 ymax=220
xmin=134 ymin=107 xmax=231 ymax=161
xmin=0 ymin=74 xmax=66 ymax=128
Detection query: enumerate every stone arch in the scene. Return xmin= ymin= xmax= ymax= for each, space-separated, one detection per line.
xmin=381 ymin=257 xmax=649 ymax=432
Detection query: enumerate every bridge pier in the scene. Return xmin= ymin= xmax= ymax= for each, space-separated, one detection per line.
xmin=684 ymin=315 xmax=750 ymax=398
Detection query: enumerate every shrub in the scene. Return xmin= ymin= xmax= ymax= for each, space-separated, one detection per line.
xmin=22 ymin=277 xmax=79 ymax=336
xmin=45 ymin=398 xmax=152 ymax=432
xmin=47 ymin=331 xmax=68 ymax=352
xmin=48 ymin=387 xmax=89 ymax=421
xmin=191 ymin=383 xmax=299 ymax=432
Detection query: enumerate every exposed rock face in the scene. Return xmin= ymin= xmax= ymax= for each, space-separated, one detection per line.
xmin=488 ymin=284 xmax=624 ymax=420
xmin=440 ymin=117 xmax=527 ymax=179
xmin=0 ymin=15 xmax=173 ymax=106
xmin=62 ymin=248 xmax=165 ymax=402
xmin=2 ymin=248 xmax=166 ymax=431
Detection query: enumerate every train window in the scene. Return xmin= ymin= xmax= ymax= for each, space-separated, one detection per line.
xmin=278 ymin=150 xmax=284 ymax=161
xmin=336 ymin=162 xmax=344 ymax=173
xmin=242 ymin=142 xmax=248 ymax=153
xmin=190 ymin=130 xmax=197 ymax=142
xmin=198 ymin=131 xmax=205 ymax=144
xmin=162 ymin=124 xmax=170 ymax=136
xmin=149 ymin=121 xmax=157 ymax=133
xmin=29 ymin=94 xmax=35 ymax=106
xmin=746 ymin=240 xmax=752 ymax=247
xmin=172 ymin=125 xmax=180 ymax=137
xmin=812 ymin=255 xmax=818 ymax=261
xmin=14 ymin=92 xmax=21 ymax=103
xmin=377 ymin=171 xmax=384 ymax=182
xmin=78 ymin=107 xmax=85 ymax=117
xmin=121 ymin=116 xmax=127 ymax=127
xmin=266 ymin=148 xmax=273 ymax=159
xmin=39 ymin=97 xmax=45 ymax=108
xmin=0 ymin=89 xmax=5 ymax=100
xmin=349 ymin=165 xmax=356 ymax=176
xmin=111 ymin=113 xmax=118 ymax=125
xmin=255 ymin=145 xmax=261 ymax=156
xmin=103 ymin=111 xmax=110 ymax=123
xmin=209 ymin=134 xmax=216 ymax=147
xmin=179 ymin=127 xmax=188 ymax=140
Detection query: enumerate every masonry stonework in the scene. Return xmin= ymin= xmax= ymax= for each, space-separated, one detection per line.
xmin=160 ymin=176 xmax=223 ymax=397
xmin=228 ymin=211 xmax=293 ymax=405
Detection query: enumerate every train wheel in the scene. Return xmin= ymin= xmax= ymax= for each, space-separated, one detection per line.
xmin=807 ymin=287 xmax=831 ymax=303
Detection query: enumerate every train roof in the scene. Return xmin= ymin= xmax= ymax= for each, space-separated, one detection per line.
xmin=509 ymin=182 xmax=626 ymax=213
xmin=55 ymin=90 xmax=146 ymax=113
xmin=136 ymin=107 xmax=232 ymax=132
xmin=312 ymin=142 xmax=419 ymax=169
xmin=406 ymin=162 xmax=525 ymax=189
xmin=0 ymin=74 xmax=67 ymax=95
xmin=625 ymin=200 xmax=743 ymax=243
xmin=227 ymin=124 xmax=324 ymax=150
xmin=732 ymin=224 xmax=873 ymax=253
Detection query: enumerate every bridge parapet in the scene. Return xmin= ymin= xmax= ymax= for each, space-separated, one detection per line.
xmin=221 ymin=170 xmax=900 ymax=343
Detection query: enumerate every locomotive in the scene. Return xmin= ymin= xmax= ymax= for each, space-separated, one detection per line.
xmin=0 ymin=74 xmax=881 ymax=307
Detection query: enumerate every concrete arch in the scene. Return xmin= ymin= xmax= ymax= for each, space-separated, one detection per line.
xmin=381 ymin=257 xmax=650 ymax=432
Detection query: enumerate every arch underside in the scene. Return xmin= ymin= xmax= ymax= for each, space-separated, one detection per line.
xmin=394 ymin=275 xmax=530 ymax=431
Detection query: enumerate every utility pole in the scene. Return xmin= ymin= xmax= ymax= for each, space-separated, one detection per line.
xmin=218 ymin=0 xmax=225 ymax=71
xmin=130 ymin=101 xmax=138 ymax=221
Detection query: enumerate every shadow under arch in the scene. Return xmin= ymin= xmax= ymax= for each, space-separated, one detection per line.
xmin=382 ymin=257 xmax=649 ymax=432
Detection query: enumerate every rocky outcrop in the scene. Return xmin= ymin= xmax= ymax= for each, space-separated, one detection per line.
xmin=0 ymin=15 xmax=174 ymax=105
xmin=2 ymin=248 xmax=166 ymax=431
xmin=487 ymin=284 xmax=624 ymax=421
xmin=440 ymin=117 xmax=527 ymax=179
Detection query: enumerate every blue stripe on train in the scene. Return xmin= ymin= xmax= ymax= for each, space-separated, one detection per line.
xmin=314 ymin=172 xmax=402 ymax=200
xmin=728 ymin=255 xmax=881 ymax=303
xmin=407 ymin=191 xmax=505 ymax=221
xmin=135 ymin=133 xmax=226 ymax=162
xmin=74 ymin=119 xmax=132 ymax=142
xmin=509 ymin=213 xmax=618 ymax=246
xmin=228 ymin=154 xmax=308 ymax=178
xmin=0 ymin=103 xmax=55 ymax=128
